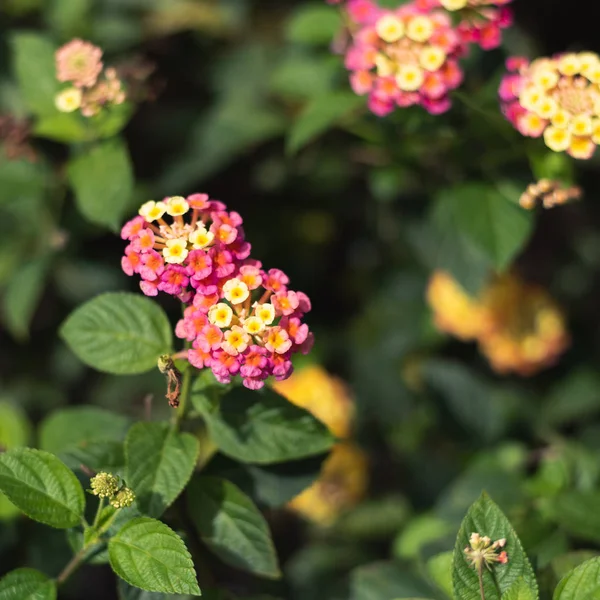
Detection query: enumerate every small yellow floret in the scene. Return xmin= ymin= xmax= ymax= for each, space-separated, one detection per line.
xmin=570 ymin=114 xmax=593 ymax=136
xmin=375 ymin=53 xmax=395 ymax=77
xmin=208 ymin=303 xmax=233 ymax=328
xmin=532 ymin=69 xmax=559 ymax=91
xmin=534 ymin=96 xmax=558 ymax=119
xmin=55 ymin=88 xmax=82 ymax=113
xmin=189 ymin=226 xmax=214 ymax=249
xmin=551 ymin=109 xmax=571 ymax=129
xmin=406 ymin=16 xmax=434 ymax=43
xmin=557 ymin=54 xmax=581 ymax=76
xmin=165 ymin=196 xmax=189 ymax=216
xmin=569 ymin=136 xmax=596 ymax=159
xmin=223 ymin=278 xmax=250 ymax=305
xmin=520 ymin=86 xmax=545 ymax=111
xmin=440 ymin=0 xmax=468 ymax=9
xmin=419 ymin=45 xmax=446 ymax=72
xmin=139 ymin=200 xmax=167 ymax=222
xmin=162 ymin=238 xmax=189 ymax=264
xmin=543 ymin=126 xmax=572 ymax=152
xmin=243 ymin=316 xmax=265 ymax=335
xmin=375 ymin=15 xmax=405 ymax=43
xmin=254 ymin=303 xmax=275 ymax=325
xmin=396 ymin=65 xmax=424 ymax=91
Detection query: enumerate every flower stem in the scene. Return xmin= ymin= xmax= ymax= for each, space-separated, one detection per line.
xmin=56 ymin=544 xmax=95 ymax=586
xmin=477 ymin=563 xmax=486 ymax=600
xmin=92 ymin=497 xmax=105 ymax=529
xmin=173 ymin=364 xmax=192 ymax=430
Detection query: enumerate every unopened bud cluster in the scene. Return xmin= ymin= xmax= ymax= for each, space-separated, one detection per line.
xmin=90 ymin=472 xmax=135 ymax=509
xmin=519 ymin=179 xmax=582 ymax=210
xmin=464 ymin=532 xmax=508 ymax=568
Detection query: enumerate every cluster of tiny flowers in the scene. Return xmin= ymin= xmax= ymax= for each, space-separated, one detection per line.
xmin=427 ymin=271 xmax=570 ymax=376
xmin=464 ymin=533 xmax=508 ymax=569
xmin=54 ymin=39 xmax=126 ymax=117
xmin=121 ymin=193 xmax=313 ymax=390
xmin=344 ymin=0 xmax=466 ymax=116
xmin=275 ymin=366 xmax=368 ymax=525
xmin=519 ymin=179 xmax=582 ymax=210
xmin=500 ymin=52 xmax=600 ymax=159
xmin=89 ymin=472 xmax=135 ymax=509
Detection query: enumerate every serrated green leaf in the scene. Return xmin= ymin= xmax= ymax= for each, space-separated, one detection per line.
xmin=187 ymin=475 xmax=280 ymax=579
xmin=548 ymin=491 xmax=600 ymax=543
xmin=60 ymin=292 xmax=173 ymax=375
xmin=287 ymin=92 xmax=365 ymax=154
xmin=554 ymin=558 xmax=600 ymax=600
xmin=10 ymin=33 xmax=59 ymax=116
xmin=117 ymin=578 xmax=194 ymax=599
xmin=427 ymin=552 xmax=453 ymax=598
xmin=67 ymin=137 xmax=134 ymax=231
xmin=125 ymin=422 xmax=199 ymax=518
xmin=3 ymin=257 xmax=49 ymax=341
xmin=503 ymin=578 xmax=537 ymax=600
xmin=0 ymin=448 xmax=84 ymax=528
xmin=109 ymin=517 xmax=200 ymax=596
xmin=452 ymin=493 xmax=537 ymax=600
xmin=285 ymin=4 xmax=341 ymax=45
xmin=0 ymin=568 xmax=56 ymax=600
xmin=440 ymin=183 xmax=533 ymax=271
xmin=192 ymin=383 xmax=334 ymax=464
xmin=551 ymin=552 xmax=599 ymax=582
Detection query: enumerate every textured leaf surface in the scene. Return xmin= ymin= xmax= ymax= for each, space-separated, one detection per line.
xmin=10 ymin=33 xmax=59 ymax=115
xmin=503 ymin=578 xmax=537 ymax=600
xmin=67 ymin=138 xmax=134 ymax=230
xmin=554 ymin=557 xmax=600 ymax=600
xmin=109 ymin=517 xmax=200 ymax=596
xmin=192 ymin=383 xmax=334 ymax=464
xmin=0 ymin=568 xmax=56 ymax=600
xmin=118 ymin=579 xmax=193 ymax=599
xmin=0 ymin=448 xmax=84 ymax=528
xmin=60 ymin=292 xmax=172 ymax=374
xmin=452 ymin=493 xmax=537 ymax=600
xmin=187 ymin=476 xmax=280 ymax=578
xmin=126 ymin=422 xmax=199 ymax=518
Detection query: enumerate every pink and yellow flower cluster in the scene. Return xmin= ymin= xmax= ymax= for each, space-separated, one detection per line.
xmin=500 ymin=52 xmax=600 ymax=159
xmin=121 ymin=194 xmax=313 ymax=389
xmin=337 ymin=0 xmax=512 ymax=115
xmin=427 ymin=271 xmax=570 ymax=376
xmin=54 ymin=39 xmax=126 ymax=117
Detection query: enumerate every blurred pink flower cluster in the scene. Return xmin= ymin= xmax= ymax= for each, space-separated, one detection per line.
xmin=121 ymin=194 xmax=313 ymax=389
xmin=335 ymin=0 xmax=513 ymax=115
xmin=54 ymin=39 xmax=126 ymax=117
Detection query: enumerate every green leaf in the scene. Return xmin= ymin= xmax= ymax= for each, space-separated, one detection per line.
xmin=10 ymin=33 xmax=59 ymax=116
xmin=3 ymin=257 xmax=49 ymax=341
xmin=46 ymin=0 xmax=93 ymax=39
xmin=0 ymin=568 xmax=56 ymax=600
xmin=441 ymin=183 xmax=533 ymax=271
xmin=192 ymin=383 xmax=334 ymax=464
xmin=187 ymin=475 xmax=280 ymax=579
xmin=60 ymin=292 xmax=173 ymax=375
xmin=40 ymin=406 xmax=130 ymax=454
xmin=551 ymin=552 xmax=599 ymax=582
xmin=427 ymin=552 xmax=453 ymax=598
xmin=118 ymin=579 xmax=194 ymax=599
xmin=108 ymin=517 xmax=201 ymax=596
xmin=287 ymin=92 xmax=365 ymax=154
xmin=67 ymin=138 xmax=134 ymax=231
xmin=286 ymin=4 xmax=341 ymax=45
xmin=554 ymin=558 xmax=600 ymax=600
xmin=503 ymin=578 xmax=537 ymax=600
xmin=542 ymin=370 xmax=600 ymax=427
xmin=0 ymin=448 xmax=84 ymax=528
xmin=0 ymin=159 xmax=48 ymax=207
xmin=452 ymin=493 xmax=538 ymax=600
xmin=125 ymin=422 xmax=199 ymax=518
xmin=394 ymin=515 xmax=454 ymax=560
xmin=549 ymin=491 xmax=600 ymax=543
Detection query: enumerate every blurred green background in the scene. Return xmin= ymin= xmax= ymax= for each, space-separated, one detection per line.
xmin=3 ymin=0 xmax=600 ymax=599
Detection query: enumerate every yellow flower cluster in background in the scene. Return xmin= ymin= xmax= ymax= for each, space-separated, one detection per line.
xmin=427 ymin=271 xmax=570 ymax=376
xmin=274 ymin=366 xmax=368 ymax=525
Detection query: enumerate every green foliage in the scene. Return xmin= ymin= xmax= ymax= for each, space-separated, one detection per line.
xmin=67 ymin=138 xmax=134 ymax=230
xmin=108 ymin=517 xmax=201 ymax=596
xmin=553 ymin=558 xmax=600 ymax=600
xmin=192 ymin=383 xmax=335 ymax=464
xmin=60 ymin=292 xmax=173 ymax=374
xmin=0 ymin=568 xmax=56 ymax=600
xmin=187 ymin=475 xmax=280 ymax=579
xmin=452 ymin=493 xmax=538 ymax=600
xmin=548 ymin=491 xmax=600 ymax=544
xmin=427 ymin=552 xmax=453 ymax=598
xmin=285 ymin=4 xmax=341 ymax=45
xmin=125 ymin=422 xmax=199 ymax=518
xmin=0 ymin=448 xmax=84 ymax=529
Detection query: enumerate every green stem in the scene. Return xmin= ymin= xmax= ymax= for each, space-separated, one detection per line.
xmin=92 ymin=497 xmax=105 ymax=529
xmin=477 ymin=563 xmax=486 ymax=600
xmin=56 ymin=544 xmax=96 ymax=586
xmin=173 ymin=364 xmax=192 ymax=430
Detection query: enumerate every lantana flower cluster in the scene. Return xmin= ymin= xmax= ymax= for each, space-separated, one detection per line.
xmin=464 ymin=533 xmax=508 ymax=569
xmin=345 ymin=1 xmax=466 ymax=116
xmin=54 ymin=39 xmax=126 ymax=117
xmin=121 ymin=193 xmax=313 ymax=389
xmin=500 ymin=52 xmax=600 ymax=159
xmin=275 ymin=366 xmax=368 ymax=525
xmin=427 ymin=271 xmax=570 ymax=376
xmin=519 ymin=179 xmax=582 ymax=210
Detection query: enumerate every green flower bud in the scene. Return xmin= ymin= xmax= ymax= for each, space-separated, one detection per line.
xmin=90 ymin=472 xmax=120 ymax=499
xmin=110 ymin=487 xmax=136 ymax=509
